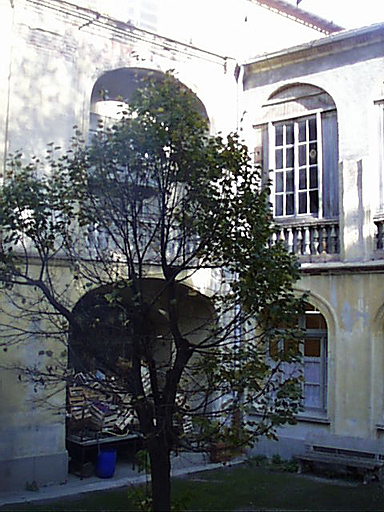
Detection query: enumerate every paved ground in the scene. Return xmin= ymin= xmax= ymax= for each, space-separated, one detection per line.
xmin=0 ymin=452 xmax=240 ymax=508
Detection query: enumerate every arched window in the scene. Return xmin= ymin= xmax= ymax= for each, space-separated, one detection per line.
xmin=268 ymin=303 xmax=328 ymax=415
xmin=373 ymin=83 xmax=384 ymax=251
xmin=255 ymin=84 xmax=339 ymax=220
xmin=300 ymin=304 xmax=328 ymax=413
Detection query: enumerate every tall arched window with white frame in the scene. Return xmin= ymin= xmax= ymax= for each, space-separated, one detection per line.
xmin=268 ymin=303 xmax=328 ymax=417
xmin=373 ymin=95 xmax=384 ymax=251
xmin=254 ymin=84 xmax=339 ymax=257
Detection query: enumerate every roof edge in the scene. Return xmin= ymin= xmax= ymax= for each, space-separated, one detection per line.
xmin=249 ymin=0 xmax=344 ymax=34
xmin=243 ymin=22 xmax=384 ymax=74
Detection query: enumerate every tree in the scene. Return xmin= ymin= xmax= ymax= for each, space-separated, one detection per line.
xmin=0 ymin=72 xmax=304 ymax=511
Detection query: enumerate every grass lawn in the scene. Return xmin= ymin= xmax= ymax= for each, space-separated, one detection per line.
xmin=1 ymin=461 xmax=384 ymax=511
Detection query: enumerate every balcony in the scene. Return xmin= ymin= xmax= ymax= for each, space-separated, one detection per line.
xmin=272 ymin=217 xmax=339 ymax=262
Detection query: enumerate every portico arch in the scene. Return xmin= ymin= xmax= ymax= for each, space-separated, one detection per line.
xmin=88 ymin=67 xmax=210 ymax=139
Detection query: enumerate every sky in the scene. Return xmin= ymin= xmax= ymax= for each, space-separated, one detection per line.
xmin=293 ymin=0 xmax=384 ymax=29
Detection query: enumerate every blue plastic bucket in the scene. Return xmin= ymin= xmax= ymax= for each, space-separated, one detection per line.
xmin=96 ymin=448 xmax=116 ymax=478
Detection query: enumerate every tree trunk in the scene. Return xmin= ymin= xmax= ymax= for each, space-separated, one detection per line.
xmin=148 ymin=438 xmax=172 ymax=512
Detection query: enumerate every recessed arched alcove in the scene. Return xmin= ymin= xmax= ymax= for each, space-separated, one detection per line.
xmin=69 ymin=278 xmax=215 ymax=382
xmin=89 ymin=67 xmax=209 ymax=138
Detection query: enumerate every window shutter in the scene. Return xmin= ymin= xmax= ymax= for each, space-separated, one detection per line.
xmin=321 ymin=111 xmax=339 ymax=218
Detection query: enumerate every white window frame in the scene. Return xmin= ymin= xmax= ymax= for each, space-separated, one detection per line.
xmin=302 ymin=331 xmax=328 ymax=414
xmin=267 ymin=308 xmax=328 ymax=416
xmin=374 ymin=99 xmax=384 ymax=211
xmin=268 ymin=110 xmax=323 ymax=219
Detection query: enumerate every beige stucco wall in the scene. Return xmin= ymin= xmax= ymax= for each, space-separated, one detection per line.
xmin=0 ymin=1 xmax=238 ymax=490
xmin=299 ymin=271 xmax=384 ymax=438
xmin=242 ymin=26 xmax=384 ymax=263
xmin=244 ymin=24 xmax=384 ymax=458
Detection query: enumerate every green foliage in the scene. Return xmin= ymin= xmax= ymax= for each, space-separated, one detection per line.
xmin=0 ymin=70 xmax=305 ymax=511
xmin=135 ymin=449 xmax=151 ymax=474
xmin=269 ymin=454 xmax=299 ymax=473
xmin=127 ymin=486 xmax=153 ymax=512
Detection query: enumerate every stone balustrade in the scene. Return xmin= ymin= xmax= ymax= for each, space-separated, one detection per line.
xmin=272 ymin=218 xmax=339 ymax=258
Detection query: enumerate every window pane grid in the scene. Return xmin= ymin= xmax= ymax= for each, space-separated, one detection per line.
xmin=268 ymin=306 xmax=327 ymax=414
xmin=274 ymin=116 xmax=320 ymax=217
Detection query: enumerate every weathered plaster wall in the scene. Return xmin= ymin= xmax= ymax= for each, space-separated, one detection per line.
xmin=1 ymin=0 xmax=238 ymax=166
xmin=243 ymin=26 xmax=384 ymax=262
xmin=252 ymin=270 xmax=384 ymax=458
xmin=244 ymin=25 xmax=384 ymax=458
xmin=0 ymin=254 xmax=222 ymax=490
xmin=0 ymin=0 xmax=237 ymax=491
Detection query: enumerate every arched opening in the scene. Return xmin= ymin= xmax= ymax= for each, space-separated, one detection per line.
xmin=89 ymin=68 xmax=209 ymax=139
xmin=67 ymin=279 xmax=215 ymax=434
xmin=70 ymin=278 xmax=214 ymax=372
xmin=264 ymin=84 xmax=338 ymax=219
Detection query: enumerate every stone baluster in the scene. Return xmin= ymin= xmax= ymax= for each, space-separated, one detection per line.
xmin=278 ymin=228 xmax=285 ymax=245
xmin=303 ymin=226 xmax=311 ymax=255
xmin=312 ymin=227 xmax=319 ymax=254
xmin=296 ymin=227 xmax=303 ymax=255
xmin=330 ymin=224 xmax=338 ymax=254
xmin=287 ymin=227 xmax=294 ymax=254
xmin=319 ymin=226 xmax=327 ymax=254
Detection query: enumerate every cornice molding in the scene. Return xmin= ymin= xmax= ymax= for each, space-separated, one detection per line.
xmin=243 ymin=23 xmax=384 ymax=76
xmin=23 ymin=0 xmax=232 ymax=67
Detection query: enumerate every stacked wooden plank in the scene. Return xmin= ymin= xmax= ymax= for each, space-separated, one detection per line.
xmin=67 ymin=371 xmax=139 ymax=434
xmin=68 ymin=386 xmax=91 ymax=421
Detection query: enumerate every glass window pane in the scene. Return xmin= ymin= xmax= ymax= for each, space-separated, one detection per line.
xmin=276 ymin=171 xmax=284 ymax=192
xmin=304 ymin=384 xmax=321 ymax=408
xmin=306 ymin=312 xmax=326 ymax=329
xmin=304 ymin=338 xmax=321 ymax=357
xmin=275 ymin=125 xmax=283 ymax=146
xmin=304 ymin=362 xmax=321 ymax=383
xmin=310 ymin=167 xmax=318 ymax=189
xmin=309 ymin=143 xmax=317 ymax=164
xmin=286 ymin=194 xmax=294 ymax=215
xmin=286 ymin=123 xmax=294 ymax=145
xmin=299 ymin=168 xmax=307 ymax=190
xmin=276 ymin=195 xmax=283 ymax=216
xmin=299 ymin=120 xmax=306 ymax=142
xmin=299 ymin=144 xmax=306 ymax=166
xmin=310 ymin=190 xmax=319 ymax=214
xmin=309 ymin=117 xmax=317 ymax=141
xmin=299 ymin=192 xmax=307 ymax=214
xmin=276 ymin=149 xmax=283 ymax=169
xmin=286 ymin=147 xmax=294 ymax=168
xmin=286 ymin=170 xmax=294 ymax=192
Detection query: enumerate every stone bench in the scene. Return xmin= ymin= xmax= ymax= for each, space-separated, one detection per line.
xmin=296 ymin=434 xmax=384 ymax=482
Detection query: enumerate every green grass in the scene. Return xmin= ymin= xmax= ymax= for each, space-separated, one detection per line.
xmin=2 ymin=462 xmax=384 ymax=511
